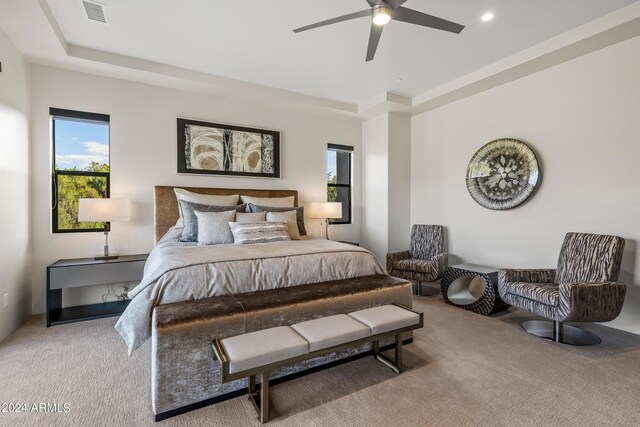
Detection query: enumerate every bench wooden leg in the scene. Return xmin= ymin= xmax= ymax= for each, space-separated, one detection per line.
xmin=374 ymin=334 xmax=404 ymax=373
xmin=395 ymin=333 xmax=403 ymax=372
xmin=248 ymin=372 xmax=270 ymax=423
xmin=261 ymin=371 xmax=270 ymax=423
xmin=248 ymin=374 xmax=256 ymax=395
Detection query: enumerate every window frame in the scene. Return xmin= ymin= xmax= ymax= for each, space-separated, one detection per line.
xmin=327 ymin=143 xmax=353 ymax=225
xmin=50 ymin=108 xmax=111 ymax=234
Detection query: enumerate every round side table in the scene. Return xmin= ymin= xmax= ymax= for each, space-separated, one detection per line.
xmin=441 ymin=264 xmax=509 ymax=315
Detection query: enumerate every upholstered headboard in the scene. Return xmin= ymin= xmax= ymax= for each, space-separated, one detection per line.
xmin=154 ymin=186 xmax=299 ymax=243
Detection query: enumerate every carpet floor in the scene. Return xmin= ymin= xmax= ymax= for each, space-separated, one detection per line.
xmin=2 ymin=289 xmax=640 ymax=427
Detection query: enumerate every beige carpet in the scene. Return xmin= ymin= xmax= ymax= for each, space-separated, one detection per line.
xmin=2 ymin=290 xmax=640 ymax=427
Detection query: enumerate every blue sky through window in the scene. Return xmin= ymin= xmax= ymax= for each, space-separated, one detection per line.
xmin=54 ymin=119 xmax=109 ymax=170
xmin=327 ymin=149 xmax=336 ymax=179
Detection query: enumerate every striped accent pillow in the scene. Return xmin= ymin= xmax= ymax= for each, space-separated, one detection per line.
xmin=229 ymin=221 xmax=291 ymax=244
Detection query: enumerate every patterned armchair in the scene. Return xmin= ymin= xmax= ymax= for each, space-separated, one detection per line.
xmin=387 ymin=225 xmax=447 ymax=295
xmin=498 ymin=232 xmax=626 ymax=345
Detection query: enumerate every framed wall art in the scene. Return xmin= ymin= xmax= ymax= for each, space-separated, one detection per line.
xmin=466 ymin=138 xmax=541 ymax=210
xmin=177 ymin=118 xmax=280 ymax=178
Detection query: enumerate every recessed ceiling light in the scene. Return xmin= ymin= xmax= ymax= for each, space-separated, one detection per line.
xmin=395 ymin=78 xmax=404 ymax=83
xmin=481 ymin=12 xmax=494 ymax=22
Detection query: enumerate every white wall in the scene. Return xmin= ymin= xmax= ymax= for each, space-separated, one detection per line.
xmin=362 ymin=112 xmax=412 ymax=262
xmin=411 ymin=35 xmax=640 ymax=333
xmin=387 ymin=113 xmax=411 ymax=253
xmin=362 ymin=113 xmax=389 ymax=262
xmin=30 ymin=65 xmax=362 ymax=314
xmin=0 ymin=28 xmax=31 ymax=342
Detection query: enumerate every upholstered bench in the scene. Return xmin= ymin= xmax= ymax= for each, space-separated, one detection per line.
xmin=152 ymin=275 xmax=413 ymax=419
xmin=212 ymin=304 xmax=423 ymax=423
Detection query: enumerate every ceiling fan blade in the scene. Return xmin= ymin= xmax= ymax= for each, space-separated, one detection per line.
xmin=366 ymin=23 xmax=384 ymax=62
xmin=393 ymin=7 xmax=465 ymax=34
xmin=293 ymin=9 xmax=371 ymax=33
xmin=386 ymin=0 xmax=409 ymax=9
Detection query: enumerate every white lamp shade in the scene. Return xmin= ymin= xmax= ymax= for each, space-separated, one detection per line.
xmin=309 ymin=202 xmax=342 ymax=219
xmin=78 ymin=198 xmax=131 ymax=222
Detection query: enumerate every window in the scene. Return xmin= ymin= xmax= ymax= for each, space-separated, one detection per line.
xmin=327 ymin=143 xmax=353 ymax=224
xmin=51 ymin=108 xmax=110 ymax=233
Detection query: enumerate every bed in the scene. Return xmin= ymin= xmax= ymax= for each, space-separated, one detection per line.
xmin=114 ymin=186 xmax=413 ymax=419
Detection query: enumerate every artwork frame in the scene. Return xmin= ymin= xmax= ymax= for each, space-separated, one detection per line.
xmin=466 ymin=138 xmax=541 ymax=210
xmin=177 ymin=118 xmax=280 ymax=178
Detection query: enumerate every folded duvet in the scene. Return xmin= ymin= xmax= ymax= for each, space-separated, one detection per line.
xmin=115 ymin=228 xmax=384 ymax=354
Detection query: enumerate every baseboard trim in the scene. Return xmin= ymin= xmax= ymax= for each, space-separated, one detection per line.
xmin=154 ymin=338 xmax=413 ymax=422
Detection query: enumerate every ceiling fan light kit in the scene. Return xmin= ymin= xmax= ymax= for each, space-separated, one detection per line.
xmin=372 ymin=5 xmax=392 ymax=26
xmin=292 ymin=0 xmax=465 ymax=62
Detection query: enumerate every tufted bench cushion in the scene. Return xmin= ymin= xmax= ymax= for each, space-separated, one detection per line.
xmin=291 ymin=314 xmax=371 ymax=352
xmin=349 ymin=305 xmax=422 ymax=334
xmin=222 ymin=327 xmax=309 ymax=374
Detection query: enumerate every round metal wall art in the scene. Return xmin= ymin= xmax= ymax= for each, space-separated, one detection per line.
xmin=466 ymin=138 xmax=540 ymax=210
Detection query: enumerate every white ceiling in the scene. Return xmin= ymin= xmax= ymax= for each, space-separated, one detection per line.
xmin=1 ymin=0 xmax=638 ymax=105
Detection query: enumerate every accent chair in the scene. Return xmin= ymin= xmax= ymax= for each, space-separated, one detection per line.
xmin=387 ymin=224 xmax=447 ymax=295
xmin=498 ymin=232 xmax=626 ymax=345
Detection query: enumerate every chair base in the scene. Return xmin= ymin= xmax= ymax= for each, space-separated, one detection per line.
xmin=415 ymin=281 xmax=439 ymax=297
xmin=522 ymin=320 xmax=601 ymax=346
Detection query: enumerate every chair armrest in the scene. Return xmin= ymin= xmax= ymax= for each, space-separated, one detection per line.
xmin=434 ymin=253 xmax=447 ymax=276
xmin=386 ymin=250 xmax=411 ymax=271
xmin=499 ymin=268 xmax=556 ymax=285
xmin=558 ymin=281 xmax=626 ymax=322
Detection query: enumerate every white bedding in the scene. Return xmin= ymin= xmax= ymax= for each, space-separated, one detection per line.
xmin=115 ymin=227 xmax=385 ymax=354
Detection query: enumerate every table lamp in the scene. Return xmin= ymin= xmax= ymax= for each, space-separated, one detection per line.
xmin=78 ymin=198 xmax=131 ymax=260
xmin=309 ymin=202 xmax=342 ymax=240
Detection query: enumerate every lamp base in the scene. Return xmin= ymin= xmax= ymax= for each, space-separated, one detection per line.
xmin=325 ymin=219 xmax=331 ymax=240
xmin=94 ymin=253 xmax=119 ymax=261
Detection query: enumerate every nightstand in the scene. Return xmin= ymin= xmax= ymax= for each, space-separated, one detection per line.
xmin=46 ymin=254 xmax=148 ymax=327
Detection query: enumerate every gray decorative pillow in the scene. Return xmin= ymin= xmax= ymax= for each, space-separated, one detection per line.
xmin=266 ymin=210 xmax=300 ymax=240
xmin=236 ymin=211 xmax=267 ymax=223
xmin=246 ymin=204 xmax=307 ymax=235
xmin=174 ymin=189 xmax=239 ymax=227
xmin=229 ymin=221 xmax=291 ymax=244
xmin=195 ymin=210 xmax=236 ymax=245
xmin=178 ymin=200 xmax=245 ymax=242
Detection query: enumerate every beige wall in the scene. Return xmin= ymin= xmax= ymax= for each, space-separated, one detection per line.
xmin=0 ymin=28 xmax=31 ymax=342
xmin=30 ymin=65 xmax=363 ymax=314
xmin=411 ymin=35 xmax=640 ymax=333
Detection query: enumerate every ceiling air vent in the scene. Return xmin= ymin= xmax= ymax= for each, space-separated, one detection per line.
xmin=82 ymin=0 xmax=108 ymax=24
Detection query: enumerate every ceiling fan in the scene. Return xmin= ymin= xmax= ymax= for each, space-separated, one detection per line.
xmin=293 ymin=0 xmax=465 ymax=62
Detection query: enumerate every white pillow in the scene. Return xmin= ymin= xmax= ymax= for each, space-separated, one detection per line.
xmin=240 ymin=195 xmax=294 ymax=207
xmin=174 ymin=188 xmax=240 ymax=227
xmin=194 ymin=210 xmax=236 ymax=245
xmin=266 ymin=210 xmax=300 ymax=240
xmin=236 ymin=211 xmax=267 ymax=223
